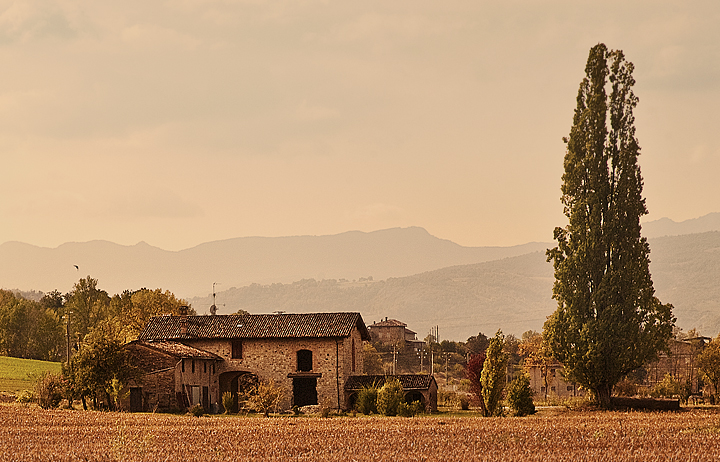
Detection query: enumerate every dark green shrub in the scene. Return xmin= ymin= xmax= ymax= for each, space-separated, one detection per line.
xmin=506 ymin=372 xmax=535 ymax=417
xmin=356 ymin=385 xmax=378 ymax=415
xmin=189 ymin=403 xmax=204 ymax=417
xmin=398 ymin=400 xmax=425 ymax=417
xmin=459 ymin=395 xmax=470 ymax=410
xmin=397 ymin=401 xmax=412 ymax=417
xmin=409 ymin=400 xmax=425 ymax=415
xmin=377 ymin=378 xmax=403 ymax=416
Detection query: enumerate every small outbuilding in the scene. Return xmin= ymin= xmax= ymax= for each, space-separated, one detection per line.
xmin=344 ymin=374 xmax=438 ymax=412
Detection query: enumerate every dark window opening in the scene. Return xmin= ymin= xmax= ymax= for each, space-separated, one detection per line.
xmin=351 ymin=339 xmax=356 ymax=373
xmin=232 ymin=340 xmax=243 ymax=359
xmin=191 ymin=360 xmax=195 ymax=373
xmin=181 ymin=359 xmax=185 ymax=372
xmin=204 ymin=362 xmax=207 ymax=373
xmin=297 ymin=349 xmax=313 ymax=372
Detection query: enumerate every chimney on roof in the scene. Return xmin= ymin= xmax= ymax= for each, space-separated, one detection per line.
xmin=179 ymin=305 xmax=189 ymax=335
xmin=385 ymin=317 xmax=388 ymax=322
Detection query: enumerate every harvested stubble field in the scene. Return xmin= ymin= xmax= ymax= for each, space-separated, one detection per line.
xmin=2 ymin=404 xmax=720 ymax=461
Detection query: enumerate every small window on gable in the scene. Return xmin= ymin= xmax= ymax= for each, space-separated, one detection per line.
xmin=297 ymin=349 xmax=313 ymax=372
xmin=232 ymin=340 xmax=242 ymax=359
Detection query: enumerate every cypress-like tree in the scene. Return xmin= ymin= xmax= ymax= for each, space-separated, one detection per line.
xmin=545 ymin=44 xmax=675 ymax=408
xmin=480 ymin=330 xmax=507 ymax=416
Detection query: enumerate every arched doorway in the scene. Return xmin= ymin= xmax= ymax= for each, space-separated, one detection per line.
xmin=405 ymin=391 xmax=425 ymax=408
xmin=219 ymin=371 xmax=257 ymax=413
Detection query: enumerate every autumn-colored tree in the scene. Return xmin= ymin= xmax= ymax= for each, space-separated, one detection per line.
xmin=519 ymin=331 xmax=555 ymax=401
xmin=111 ymin=288 xmax=191 ymax=340
xmin=465 ymin=351 xmax=487 ymax=415
xmin=246 ymin=380 xmax=285 ymax=417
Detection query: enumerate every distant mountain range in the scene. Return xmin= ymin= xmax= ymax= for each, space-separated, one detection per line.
xmin=187 ymin=231 xmax=720 ymax=342
xmin=642 ymin=212 xmax=720 ymax=238
xmin=0 ymin=227 xmax=548 ymax=299
xmin=2 ymin=214 xmax=719 ymax=341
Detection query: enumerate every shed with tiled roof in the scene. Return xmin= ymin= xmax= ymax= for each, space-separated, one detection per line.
xmin=344 ymin=374 xmax=438 ymax=412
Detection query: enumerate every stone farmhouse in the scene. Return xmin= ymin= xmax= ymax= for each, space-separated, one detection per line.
xmin=123 ymin=311 xmax=370 ymax=413
xmin=367 ymin=317 xmax=425 ymax=351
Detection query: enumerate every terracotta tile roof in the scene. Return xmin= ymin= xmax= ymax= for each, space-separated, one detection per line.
xmin=138 ymin=312 xmax=370 ymax=341
xmin=344 ymin=374 xmax=437 ymax=391
xmin=129 ymin=340 xmax=221 ymax=360
xmin=369 ymin=319 xmax=407 ymax=328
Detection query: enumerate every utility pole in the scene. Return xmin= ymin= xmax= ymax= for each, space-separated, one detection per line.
xmin=392 ymin=344 xmax=397 ymax=375
xmin=64 ymin=311 xmax=72 ymax=364
xmin=430 ymin=347 xmax=434 ymax=375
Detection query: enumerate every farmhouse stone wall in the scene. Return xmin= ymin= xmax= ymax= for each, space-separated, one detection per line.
xmin=182 ymin=326 xmax=365 ymax=410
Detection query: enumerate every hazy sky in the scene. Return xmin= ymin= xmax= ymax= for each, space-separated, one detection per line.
xmin=2 ymin=1 xmax=718 ymax=251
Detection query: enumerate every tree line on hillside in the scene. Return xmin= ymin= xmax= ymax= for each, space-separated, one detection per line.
xmin=2 ymin=277 xmax=193 ymax=410
xmin=0 ymin=277 xmax=191 ymax=362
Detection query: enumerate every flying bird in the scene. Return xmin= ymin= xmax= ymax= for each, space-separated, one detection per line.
xmin=73 ymin=265 xmax=79 ymax=271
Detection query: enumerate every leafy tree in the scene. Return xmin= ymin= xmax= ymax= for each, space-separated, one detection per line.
xmin=504 ymin=334 xmax=521 ymax=368
xmin=697 ymin=336 xmax=720 ymax=404
xmin=465 ymin=332 xmax=489 ymax=356
xmin=111 ymin=288 xmax=191 ymax=340
xmin=362 ymin=343 xmax=384 ymax=375
xmin=27 ymin=308 xmax=64 ymax=361
xmin=63 ymin=320 xmax=138 ymax=410
xmin=0 ymin=290 xmax=64 ymax=360
xmin=481 ymin=330 xmax=507 ymax=416
xmin=545 ymin=43 xmax=674 ymax=408
xmin=506 ymin=372 xmax=535 ymax=417
xmin=64 ymin=276 xmax=111 ymax=340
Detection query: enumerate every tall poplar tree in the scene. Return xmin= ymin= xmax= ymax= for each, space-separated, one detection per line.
xmin=544 ymin=44 xmax=674 ymax=408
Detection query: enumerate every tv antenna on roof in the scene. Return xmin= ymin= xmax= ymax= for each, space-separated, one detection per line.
xmin=210 ymin=282 xmax=222 ymax=316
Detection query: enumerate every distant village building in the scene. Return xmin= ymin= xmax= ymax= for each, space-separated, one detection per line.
xmin=368 ymin=318 xmax=425 ymax=351
xmin=123 ymin=311 xmax=369 ymax=412
xmin=526 ymin=361 xmax=584 ymax=400
xmin=526 ymin=336 xmax=712 ymax=400
xmin=644 ymin=336 xmax=710 ymax=394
